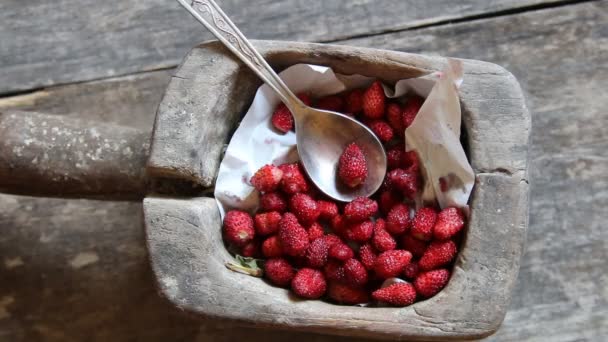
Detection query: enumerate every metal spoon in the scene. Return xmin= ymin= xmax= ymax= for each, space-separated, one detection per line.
xmin=177 ymin=0 xmax=387 ymax=201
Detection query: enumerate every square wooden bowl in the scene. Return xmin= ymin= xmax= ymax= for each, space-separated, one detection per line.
xmin=143 ymin=40 xmax=530 ymax=340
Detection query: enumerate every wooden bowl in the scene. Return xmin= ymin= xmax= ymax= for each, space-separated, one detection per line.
xmin=143 ymin=40 xmax=530 ymax=340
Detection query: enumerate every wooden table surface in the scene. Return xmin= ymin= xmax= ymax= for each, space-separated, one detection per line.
xmin=0 ymin=1 xmax=606 ymax=341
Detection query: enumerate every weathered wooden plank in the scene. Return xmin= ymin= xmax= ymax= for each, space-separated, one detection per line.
xmin=0 ymin=0 xmax=571 ymax=94
xmin=0 ymin=1 xmax=606 ymax=341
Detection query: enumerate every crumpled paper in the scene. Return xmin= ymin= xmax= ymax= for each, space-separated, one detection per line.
xmin=214 ymin=62 xmax=474 ymax=218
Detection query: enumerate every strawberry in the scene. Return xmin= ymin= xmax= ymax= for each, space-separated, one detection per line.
xmin=250 ymin=164 xmax=283 ymax=193
xmin=419 ymin=240 xmax=457 ymax=271
xmin=369 ymin=120 xmax=394 ymax=143
xmin=403 ymin=262 xmax=420 ymax=279
xmin=386 ymin=203 xmax=411 ymax=235
xmin=338 ymin=143 xmax=368 ymax=188
xmin=254 ymin=211 xmax=282 ymax=236
xmin=344 ymin=258 xmax=368 ymax=286
xmin=278 ymin=213 xmax=309 ymax=256
xmin=330 ymin=215 xmax=348 ymax=236
xmin=344 ymin=196 xmax=378 ymax=222
xmin=362 ymin=81 xmax=386 ymax=119
xmin=223 ymin=210 xmax=255 ymax=247
xmin=241 ymin=240 xmax=260 ymax=258
xmin=373 ymin=218 xmax=397 ymax=252
xmin=323 ymin=260 xmax=346 ymax=283
xmin=359 ymin=243 xmax=378 ymax=270
xmin=264 ymin=258 xmax=295 ymax=287
xmin=328 ymin=282 xmax=369 ymax=305
xmin=411 ymin=207 xmax=438 ymax=241
xmin=378 ymin=190 xmax=403 ymax=215
xmin=289 ymin=193 xmax=320 ymax=226
xmin=259 ymin=192 xmax=287 ymax=213
xmin=386 ymin=146 xmax=405 ymax=170
xmin=328 ymin=242 xmax=354 ymax=261
xmin=372 ymin=282 xmax=417 ymax=306
xmin=261 ymin=235 xmax=283 ymax=258
xmin=402 ymin=96 xmax=423 ymax=128
xmin=322 ymin=234 xmax=342 ymax=247
xmin=307 ymin=222 xmax=325 ymax=242
xmin=305 ymin=237 xmax=331 ymax=268
xmin=345 ymin=220 xmax=374 ymax=243
xmin=387 ymin=168 xmax=419 ymax=199
xmin=401 ymin=234 xmax=428 ymax=258
xmin=386 ymin=103 xmax=405 ymax=137
xmin=433 ymin=207 xmax=465 ymax=240
xmin=345 ymin=88 xmax=364 ymax=114
xmin=316 ymin=95 xmax=344 ymax=112
xmin=374 ymin=250 xmax=412 ymax=279
xmin=415 ymin=269 xmax=450 ymax=297
xmin=403 ymin=150 xmax=420 ymax=174
xmin=271 ymin=103 xmax=294 ymax=133
xmin=317 ymin=200 xmax=339 ymax=221
xmin=291 ymin=268 xmax=327 ymax=299
xmin=279 ymin=163 xmax=309 ymax=194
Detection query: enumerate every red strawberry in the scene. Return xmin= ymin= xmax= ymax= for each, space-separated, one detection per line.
xmin=344 ymin=258 xmax=368 ymax=286
xmin=278 ymin=213 xmax=309 ymax=256
xmin=330 ymin=215 xmax=348 ymax=236
xmin=317 ymin=200 xmax=339 ymax=221
xmin=307 ymin=222 xmax=325 ymax=242
xmin=241 ymin=240 xmax=260 ymax=258
xmin=264 ymin=258 xmax=295 ymax=287
xmin=344 ymin=196 xmax=378 ymax=222
xmin=386 ymin=103 xmax=405 ymax=137
xmin=387 ymin=168 xmax=419 ymax=199
xmin=403 ymin=150 xmax=420 ymax=173
xmin=291 ymin=268 xmax=327 ymax=299
xmin=373 ymin=218 xmax=397 ymax=252
xmin=362 ymin=81 xmax=386 ymax=119
xmin=411 ymin=207 xmax=438 ymax=241
xmin=323 ymin=260 xmax=346 ymax=283
xmin=254 ymin=211 xmax=282 ymax=236
xmin=369 ymin=120 xmax=394 ymax=143
xmin=359 ymin=243 xmax=378 ymax=270
xmin=223 ymin=210 xmax=255 ymax=247
xmin=402 ymin=96 xmax=423 ymax=128
xmin=386 ymin=203 xmax=411 ymax=235
xmin=345 ymin=88 xmax=364 ymax=114
xmin=322 ymin=234 xmax=342 ymax=247
xmin=433 ymin=207 xmax=465 ymax=240
xmin=374 ymin=250 xmax=412 ymax=279
xmin=372 ymin=282 xmax=417 ymax=306
xmin=403 ymin=262 xmax=420 ymax=279
xmin=338 ymin=143 xmax=368 ymax=188
xmin=345 ymin=220 xmax=374 ymax=243
xmin=279 ymin=163 xmax=309 ymax=194
xmin=289 ymin=193 xmax=320 ymax=226
xmin=271 ymin=104 xmax=293 ymax=133
xmin=261 ymin=235 xmax=283 ymax=258
xmin=415 ymin=269 xmax=450 ymax=297
xmin=386 ymin=146 xmax=405 ymax=170
xmin=328 ymin=242 xmax=354 ymax=261
xmin=419 ymin=240 xmax=457 ymax=271
xmin=401 ymin=234 xmax=428 ymax=258
xmin=316 ymin=95 xmax=344 ymax=112
xmin=328 ymin=282 xmax=369 ymax=304
xmin=378 ymin=190 xmax=403 ymax=215
xmin=259 ymin=192 xmax=287 ymax=213
xmin=250 ymin=164 xmax=283 ymax=192
xmin=305 ymin=237 xmax=331 ymax=268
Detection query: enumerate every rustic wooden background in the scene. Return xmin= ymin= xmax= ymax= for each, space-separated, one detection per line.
xmin=0 ymin=0 xmax=606 ymax=341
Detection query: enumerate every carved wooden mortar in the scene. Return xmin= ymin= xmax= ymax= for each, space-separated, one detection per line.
xmin=143 ymin=40 xmax=530 ymax=340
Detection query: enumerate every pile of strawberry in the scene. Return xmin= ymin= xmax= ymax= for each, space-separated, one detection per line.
xmin=222 ymin=81 xmax=466 ymax=306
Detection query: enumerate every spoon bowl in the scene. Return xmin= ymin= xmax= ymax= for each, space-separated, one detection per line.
xmin=294 ymin=105 xmax=386 ymax=201
xmin=177 ymin=0 xmax=386 ymax=200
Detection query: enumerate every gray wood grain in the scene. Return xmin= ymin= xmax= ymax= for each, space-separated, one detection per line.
xmin=0 ymin=1 xmax=606 ymax=341
xmin=0 ymin=0 xmax=571 ymax=94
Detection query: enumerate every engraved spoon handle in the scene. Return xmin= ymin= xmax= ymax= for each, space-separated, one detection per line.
xmin=176 ymin=0 xmax=303 ymax=110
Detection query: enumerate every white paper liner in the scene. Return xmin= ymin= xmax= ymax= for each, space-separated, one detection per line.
xmin=214 ymin=62 xmax=474 ymax=218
